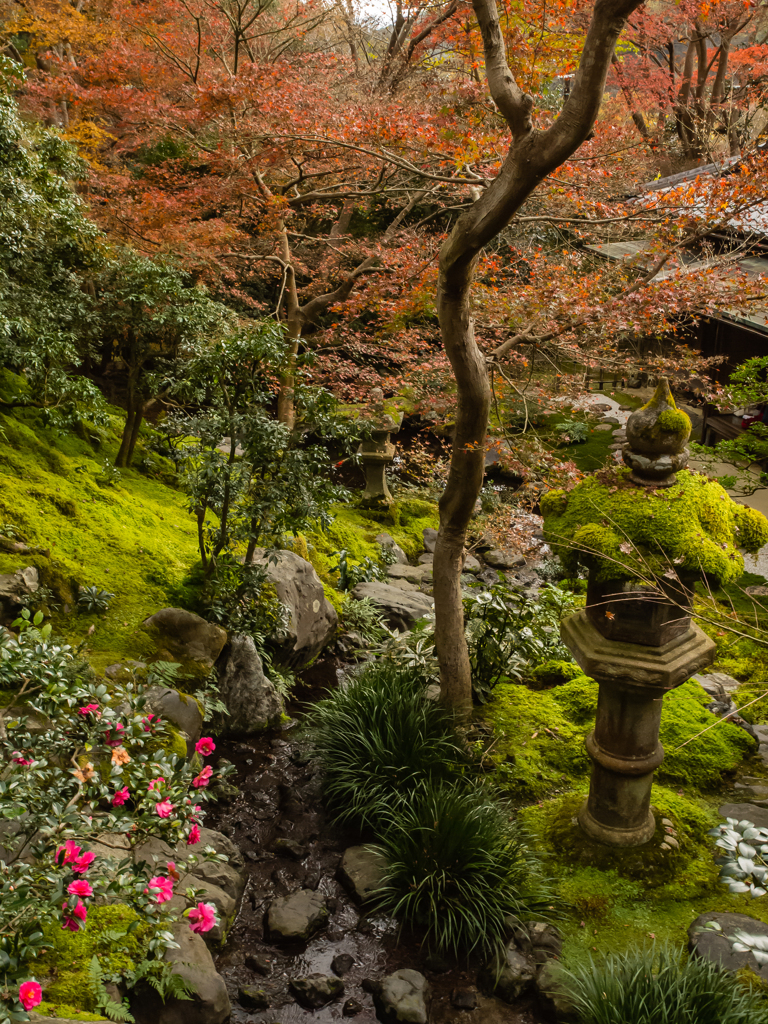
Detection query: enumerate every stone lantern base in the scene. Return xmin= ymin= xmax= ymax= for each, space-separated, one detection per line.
xmin=562 ymin=609 xmax=715 ymax=847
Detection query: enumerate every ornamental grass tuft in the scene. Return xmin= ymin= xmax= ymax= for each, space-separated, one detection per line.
xmin=308 ymin=661 xmax=463 ymax=830
xmin=373 ymin=779 xmax=549 ymax=957
xmin=564 ymin=944 xmax=768 ymax=1024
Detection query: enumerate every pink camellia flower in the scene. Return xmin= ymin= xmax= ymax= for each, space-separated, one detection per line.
xmin=148 ymin=776 xmax=165 ymax=791
xmin=195 ymin=737 xmax=216 ymax=756
xmin=142 ymin=714 xmax=157 ymax=732
xmin=145 ymin=875 xmax=174 ymax=904
xmin=56 ymin=840 xmax=82 ymax=866
xmin=156 ymin=800 xmax=174 ymax=818
xmin=67 ymin=879 xmax=93 ymax=898
xmin=72 ymin=850 xmax=95 ymax=875
xmin=61 ymin=901 xmax=88 ymax=932
xmin=112 ymin=786 xmax=130 ymax=807
xmin=166 ymin=860 xmax=180 ymax=881
xmin=13 ymin=754 xmax=33 ymax=765
xmin=186 ymin=902 xmax=216 ymax=935
xmin=192 ymin=765 xmax=213 ymax=789
xmin=104 ymin=723 xmax=125 ymax=747
xmin=187 ymin=825 xmax=201 ymax=845
xmin=78 ymin=703 xmax=101 ymax=717
xmin=18 ymin=981 xmax=42 ymax=1011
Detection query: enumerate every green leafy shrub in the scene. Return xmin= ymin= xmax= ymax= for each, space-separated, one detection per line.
xmin=308 ymin=661 xmax=463 ymax=830
xmin=564 ymin=944 xmax=768 ymax=1024
xmin=339 ymin=595 xmax=389 ymax=646
xmin=373 ymin=780 xmax=548 ymax=957
xmin=77 ymin=586 xmax=115 ymax=614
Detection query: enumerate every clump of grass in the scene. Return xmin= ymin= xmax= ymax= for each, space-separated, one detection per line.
xmin=373 ymin=779 xmax=549 ymax=957
xmin=308 ymin=661 xmax=463 ymax=830
xmin=565 ymin=944 xmax=768 ymax=1024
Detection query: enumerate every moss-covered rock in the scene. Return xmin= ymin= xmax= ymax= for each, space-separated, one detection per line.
xmin=529 ymin=659 xmax=583 ymax=689
xmin=541 ymin=467 xmax=768 ymax=585
xmin=36 ymin=904 xmax=152 ymax=1015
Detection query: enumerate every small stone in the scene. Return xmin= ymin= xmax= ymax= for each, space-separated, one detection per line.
xmin=424 ymin=684 xmax=441 ymax=701
xmin=661 ymin=818 xmax=674 ymax=827
xmin=374 ymin=970 xmax=430 ymax=1024
xmin=339 ymin=846 xmax=389 ymax=902
xmin=418 ymin=553 xmax=434 ymax=565
xmin=664 ymin=835 xmax=680 ymax=849
xmin=332 ymin=954 xmax=356 ymax=977
xmin=451 ymin=988 xmax=477 ymax=1010
xmin=271 ymin=838 xmax=307 ymax=860
xmin=484 ymin=548 xmax=525 ymax=570
xmin=593 ymin=423 xmax=614 ymax=431
xmin=267 ymin=889 xmax=329 ymax=941
xmin=423 ymin=528 xmax=438 ymax=553
xmin=289 ymin=973 xmax=344 ymax=1009
xmin=238 ymin=985 xmax=270 ymax=1010
xmin=245 ymin=953 xmax=272 ymax=976
xmin=478 ymin=944 xmax=536 ymax=1003
xmin=343 ymin=997 xmax=364 ymax=1016
xmin=660 ymin=842 xmax=670 ymax=850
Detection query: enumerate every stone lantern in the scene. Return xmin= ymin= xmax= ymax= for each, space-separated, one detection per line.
xmin=360 ymin=387 xmax=402 ymax=506
xmin=542 ymin=379 xmax=768 ymax=847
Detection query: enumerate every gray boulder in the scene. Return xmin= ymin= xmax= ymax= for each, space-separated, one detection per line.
xmin=718 ymin=799 xmax=768 ymax=828
xmin=352 ymin=582 xmax=433 ymax=632
xmin=339 ymin=846 xmax=388 ymax=902
xmin=484 ymin=548 xmax=526 ymax=570
xmin=536 ymin=960 xmax=578 ymax=1022
xmin=689 ymin=912 xmax=768 ymax=980
xmin=422 ymin=528 xmax=438 ymax=553
xmin=417 ymin=553 xmax=433 ymax=565
xmin=238 ymin=985 xmax=269 ymax=1010
xmin=142 ymin=686 xmax=203 ymax=756
xmin=463 ymin=554 xmax=482 ymax=575
xmin=387 ymin=564 xmax=430 ymax=584
xmin=268 ymin=889 xmax=329 ymax=941
xmin=691 ymin=672 xmax=741 ymax=696
xmin=216 ymin=634 xmax=284 ymax=735
xmin=0 ymin=568 xmax=38 ymax=619
xmin=377 ymin=533 xmax=409 ymax=565
xmin=251 ymin=549 xmax=338 ymax=668
xmin=479 ymin=943 xmax=536 ymax=1002
xmin=290 ymin=974 xmax=344 ymax=1009
xmin=143 ymin=608 xmax=227 ymax=670
xmin=131 ymin=920 xmax=230 ymax=1024
xmin=374 ymin=969 xmax=431 ymax=1024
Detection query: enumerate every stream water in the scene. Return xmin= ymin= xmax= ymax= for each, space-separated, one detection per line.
xmin=207 ymin=665 xmax=548 ymax=1024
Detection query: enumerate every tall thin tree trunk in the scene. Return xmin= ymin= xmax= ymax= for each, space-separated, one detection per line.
xmin=432 ymin=0 xmax=644 ymax=713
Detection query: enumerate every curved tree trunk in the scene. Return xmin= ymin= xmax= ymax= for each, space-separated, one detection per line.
xmin=433 ymin=0 xmax=645 ymax=713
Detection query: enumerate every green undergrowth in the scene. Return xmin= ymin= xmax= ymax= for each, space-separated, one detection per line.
xmin=486 ymin=677 xmax=753 ymax=802
xmin=35 ymin=904 xmax=152 ymax=1016
xmin=520 ymin=789 xmax=768 ymax=969
xmin=301 ymin=496 xmax=439 ymax=588
xmin=0 ymin=397 xmax=202 ymax=671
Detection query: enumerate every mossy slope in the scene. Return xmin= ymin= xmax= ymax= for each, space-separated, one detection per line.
xmin=0 ymin=401 xmax=200 ymax=671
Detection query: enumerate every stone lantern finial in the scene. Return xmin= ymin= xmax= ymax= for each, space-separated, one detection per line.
xmin=622 ymin=378 xmax=691 ymax=488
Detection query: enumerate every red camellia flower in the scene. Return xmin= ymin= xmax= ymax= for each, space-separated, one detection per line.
xmin=186 ymin=902 xmax=216 ymax=934
xmin=155 ymin=799 xmax=174 ymax=818
xmin=18 ymin=981 xmax=42 ymax=1011
xmin=145 ymin=875 xmax=174 ymax=903
xmin=67 ymin=879 xmax=93 ymax=898
xmin=77 ymin=703 xmax=101 ymax=717
xmin=56 ymin=840 xmax=82 ymax=865
xmin=72 ymin=851 xmax=95 ymax=875
xmin=61 ymin=901 xmax=88 ymax=932
xmin=195 ymin=737 xmax=216 ymax=756
xmin=187 ymin=825 xmax=201 ymax=845
xmin=112 ymin=786 xmax=130 ymax=806
xmin=192 ymin=765 xmax=213 ymax=789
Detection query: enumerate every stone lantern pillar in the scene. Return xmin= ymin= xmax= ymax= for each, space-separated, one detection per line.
xmin=561 ymin=380 xmax=716 ymax=846
xmin=360 ymin=387 xmax=401 ymax=506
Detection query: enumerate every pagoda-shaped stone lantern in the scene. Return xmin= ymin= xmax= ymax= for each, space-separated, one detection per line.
xmin=360 ymin=387 xmax=402 ymax=507
xmin=541 ymin=380 xmax=768 ymax=847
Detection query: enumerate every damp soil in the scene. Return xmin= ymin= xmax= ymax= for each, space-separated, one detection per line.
xmin=207 ymin=664 xmax=548 ymax=1024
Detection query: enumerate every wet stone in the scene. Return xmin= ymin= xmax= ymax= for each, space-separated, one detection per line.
xmin=451 ymin=988 xmax=477 ymax=1010
xmin=238 ymin=985 xmax=270 ymax=1010
xmin=374 ymin=970 xmax=430 ymax=1024
xmin=271 ymin=838 xmax=307 ymax=860
xmin=332 ymin=953 xmax=356 ymax=977
xmin=339 ymin=845 xmax=389 ymax=903
xmin=343 ymin=997 xmax=364 ymax=1016
xmin=289 ymin=973 xmax=344 ymax=1009
xmin=267 ymin=889 xmax=329 ymax=941
xmin=244 ymin=953 xmax=272 ymax=976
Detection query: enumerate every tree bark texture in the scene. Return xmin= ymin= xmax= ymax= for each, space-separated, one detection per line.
xmin=434 ymin=0 xmax=646 ymax=714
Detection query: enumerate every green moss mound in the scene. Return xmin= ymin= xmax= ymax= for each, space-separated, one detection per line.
xmin=530 ymin=659 xmax=584 ymax=689
xmin=0 ymin=398 xmax=201 ymax=671
xmin=487 ymin=676 xmax=751 ymax=801
xmin=541 ymin=467 xmax=768 ymax=585
xmin=36 ymin=904 xmax=152 ymax=1015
